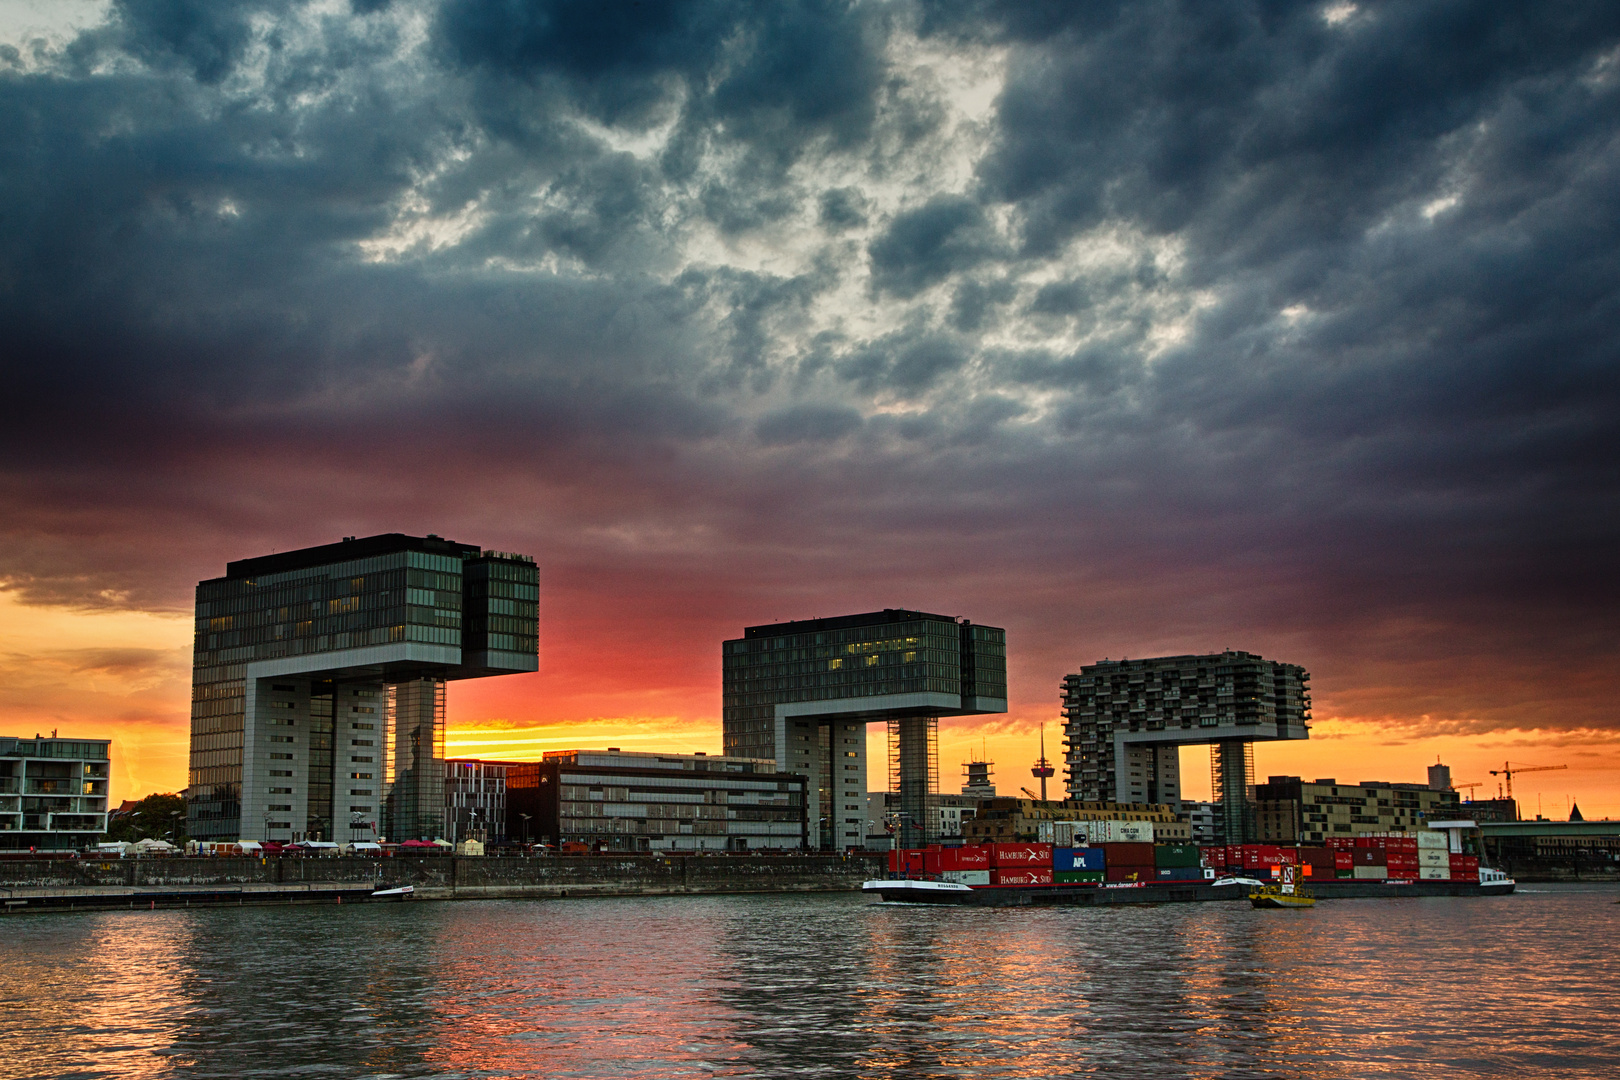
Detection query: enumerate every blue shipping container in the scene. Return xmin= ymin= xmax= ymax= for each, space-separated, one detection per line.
xmin=1054 ymin=846 xmax=1107 ymax=872
xmin=1156 ymin=866 xmax=1205 ymax=881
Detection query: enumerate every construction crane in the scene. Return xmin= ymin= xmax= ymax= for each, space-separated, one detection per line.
xmin=1488 ymin=761 xmax=1567 ymax=800
xmin=1452 ymin=781 xmax=1484 ymax=797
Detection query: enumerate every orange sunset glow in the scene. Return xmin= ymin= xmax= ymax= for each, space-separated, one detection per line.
xmin=5 ymin=585 xmax=1616 ymax=818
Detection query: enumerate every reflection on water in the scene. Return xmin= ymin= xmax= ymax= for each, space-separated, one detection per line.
xmin=1 ymin=886 xmax=1615 ymax=1078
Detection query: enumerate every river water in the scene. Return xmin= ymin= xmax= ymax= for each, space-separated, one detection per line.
xmin=1 ymin=884 xmax=1615 ymax=1079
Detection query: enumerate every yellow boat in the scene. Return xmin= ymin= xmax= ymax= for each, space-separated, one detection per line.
xmin=1250 ymin=865 xmax=1316 ymax=909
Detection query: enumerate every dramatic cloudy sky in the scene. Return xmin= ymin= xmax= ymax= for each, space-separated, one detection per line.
xmin=2 ymin=0 xmax=1617 ymax=813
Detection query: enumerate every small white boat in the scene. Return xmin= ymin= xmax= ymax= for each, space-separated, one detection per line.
xmin=369 ymin=885 xmax=415 ymax=899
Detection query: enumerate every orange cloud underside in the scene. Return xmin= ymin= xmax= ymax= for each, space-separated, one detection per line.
xmin=4 ymin=590 xmax=1618 ymax=818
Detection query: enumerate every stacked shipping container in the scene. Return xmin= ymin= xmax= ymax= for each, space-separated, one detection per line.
xmin=887 ymin=831 xmax=1484 ymax=889
xmin=1201 ymin=833 xmax=1480 ymax=882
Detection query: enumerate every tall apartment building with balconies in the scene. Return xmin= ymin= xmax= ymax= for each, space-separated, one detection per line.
xmin=1061 ymin=650 xmax=1310 ymax=844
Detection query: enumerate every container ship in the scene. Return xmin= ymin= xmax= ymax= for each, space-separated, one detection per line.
xmin=864 ymin=834 xmax=1514 ymax=906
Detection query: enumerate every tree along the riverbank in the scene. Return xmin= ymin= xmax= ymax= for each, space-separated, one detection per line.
xmin=105 ymin=792 xmax=187 ymax=843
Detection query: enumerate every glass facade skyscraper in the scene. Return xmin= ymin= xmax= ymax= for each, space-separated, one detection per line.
xmin=723 ymin=610 xmax=1007 ymax=848
xmin=188 ymin=533 xmax=538 ymax=843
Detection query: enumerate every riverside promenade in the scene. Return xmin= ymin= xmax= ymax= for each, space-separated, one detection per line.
xmin=0 ymin=852 xmax=887 ymax=913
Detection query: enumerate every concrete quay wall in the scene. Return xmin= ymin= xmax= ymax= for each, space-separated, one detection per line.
xmin=0 ymin=853 xmax=887 ymax=907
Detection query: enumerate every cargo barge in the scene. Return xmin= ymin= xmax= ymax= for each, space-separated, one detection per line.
xmin=865 ymin=836 xmax=1514 ymax=906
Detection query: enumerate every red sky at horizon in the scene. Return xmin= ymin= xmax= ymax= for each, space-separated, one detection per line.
xmin=4 ymin=588 xmax=1613 ymax=820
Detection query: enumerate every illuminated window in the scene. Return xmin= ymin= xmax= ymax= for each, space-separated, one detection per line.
xmin=865 ymin=655 xmax=878 ymax=667
xmin=828 ymin=658 xmax=842 ymax=670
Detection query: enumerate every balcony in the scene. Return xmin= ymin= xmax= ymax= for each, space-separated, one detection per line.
xmin=0 ymin=777 xmax=16 ymax=794
xmin=26 ymin=779 xmax=73 ymax=795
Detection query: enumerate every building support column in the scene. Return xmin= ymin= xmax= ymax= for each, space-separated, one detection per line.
xmin=386 ymin=678 xmax=446 ymax=842
xmin=1211 ymin=739 xmax=1255 ymax=845
xmin=889 ymin=714 xmax=939 ymax=847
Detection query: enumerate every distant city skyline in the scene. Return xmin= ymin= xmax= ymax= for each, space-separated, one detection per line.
xmin=1 ymin=4 xmax=1615 ymax=816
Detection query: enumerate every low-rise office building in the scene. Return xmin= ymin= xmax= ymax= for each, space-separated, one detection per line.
xmin=1478 ymin=819 xmax=1620 ymax=873
xmin=507 ymin=749 xmax=808 ymax=852
xmin=962 ymin=797 xmax=1188 ymax=843
xmin=1254 ymin=776 xmax=1462 ymax=844
xmin=444 ymin=758 xmax=509 ymax=844
xmin=0 ymin=735 xmax=111 ymax=850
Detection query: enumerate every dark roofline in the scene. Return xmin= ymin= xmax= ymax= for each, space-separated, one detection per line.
xmin=224 ymin=533 xmax=480 ymax=579
xmin=741 ymin=608 xmax=979 ymax=638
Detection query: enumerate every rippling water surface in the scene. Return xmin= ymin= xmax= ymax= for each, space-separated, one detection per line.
xmin=1 ymin=885 xmax=1616 ymax=1078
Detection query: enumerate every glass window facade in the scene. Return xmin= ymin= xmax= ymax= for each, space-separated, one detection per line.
xmin=722 ymin=613 xmax=1006 ymax=760
xmin=187 ymin=534 xmax=538 ymax=841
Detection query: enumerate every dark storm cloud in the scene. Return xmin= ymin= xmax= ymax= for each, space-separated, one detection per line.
xmin=867 ymin=195 xmax=1004 ymax=297
xmin=755 ymin=404 xmax=863 ymax=446
xmin=1 ymin=0 xmax=1618 ymax=735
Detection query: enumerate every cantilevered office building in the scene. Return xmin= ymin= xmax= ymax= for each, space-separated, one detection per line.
xmin=188 ymin=534 xmax=538 ymax=844
xmin=1060 ymin=650 xmax=1309 ymax=844
xmin=723 ymin=610 xmax=1007 ymax=849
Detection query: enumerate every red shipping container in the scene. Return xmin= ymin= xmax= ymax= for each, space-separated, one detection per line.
xmin=1333 ymin=852 xmax=1355 ymax=869
xmin=1105 ymin=866 xmax=1151 ymax=883
xmin=923 ymin=851 xmax=941 ymax=875
xmin=989 ymin=843 xmax=1053 ymax=867
xmin=992 ymin=867 xmax=1054 ymax=887
xmin=1298 ymin=847 xmax=1334 ymax=867
xmin=1104 ymin=842 xmax=1155 ymax=867
xmin=1201 ymin=846 xmax=1228 ymax=868
xmin=938 ymin=846 xmax=990 ymax=871
xmin=1240 ymin=845 xmax=1297 ymax=869
xmin=1326 ymin=837 xmax=1357 ymax=850
xmin=1353 ymin=848 xmax=1387 ymax=866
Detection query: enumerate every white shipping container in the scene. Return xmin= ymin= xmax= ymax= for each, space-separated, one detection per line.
xmin=1418 ymin=848 xmax=1449 ymax=867
xmin=941 ymin=870 xmax=990 ymax=885
xmin=1083 ymin=821 xmax=1111 ymax=844
xmin=1419 ymin=866 xmax=1450 ymax=879
xmin=1352 ymin=866 xmax=1386 ymax=880
xmin=1038 ymin=821 xmax=1083 ymax=845
xmin=1107 ymin=820 xmax=1154 ymax=843
xmin=1416 ymin=830 xmax=1449 ymax=850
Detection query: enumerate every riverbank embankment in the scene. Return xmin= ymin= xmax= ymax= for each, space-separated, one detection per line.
xmin=0 ymin=853 xmax=887 ymax=913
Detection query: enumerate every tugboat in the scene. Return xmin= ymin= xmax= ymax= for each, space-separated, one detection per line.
xmin=1249 ymin=864 xmax=1315 ymax=909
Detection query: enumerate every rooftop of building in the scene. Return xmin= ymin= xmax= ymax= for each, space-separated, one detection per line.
xmin=221 ymin=532 xmax=533 ymax=580
xmin=1078 ymin=650 xmax=1291 ymax=671
xmin=740 ymin=608 xmax=987 ymax=638
xmin=0 ymin=735 xmax=110 ymax=759
xmin=541 ymin=748 xmax=781 ymax=773
xmin=1263 ymin=775 xmax=1460 ymax=793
